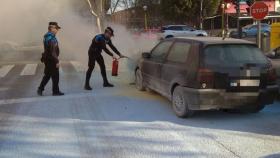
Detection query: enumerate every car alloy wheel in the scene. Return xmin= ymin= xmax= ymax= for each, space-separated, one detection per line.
xmin=135 ymin=69 xmax=145 ymax=91
xmin=173 ymin=95 xmax=185 ymax=113
xmin=172 ymin=86 xmax=194 ymax=118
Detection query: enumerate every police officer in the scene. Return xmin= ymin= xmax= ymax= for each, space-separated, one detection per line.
xmin=85 ymin=27 xmax=124 ymax=90
xmin=37 ymin=22 xmax=64 ymax=96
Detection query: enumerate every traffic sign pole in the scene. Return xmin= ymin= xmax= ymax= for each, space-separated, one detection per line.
xmin=250 ymin=1 xmax=269 ymax=49
xmin=257 ymin=20 xmax=261 ymax=48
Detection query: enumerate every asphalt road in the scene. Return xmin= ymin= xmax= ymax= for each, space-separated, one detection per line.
xmin=0 ymin=52 xmax=280 ymax=158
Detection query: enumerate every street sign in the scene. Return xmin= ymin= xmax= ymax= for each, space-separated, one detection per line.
xmin=250 ymin=1 xmax=268 ymax=20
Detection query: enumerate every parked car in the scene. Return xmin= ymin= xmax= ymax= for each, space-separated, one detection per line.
xmin=135 ymin=37 xmax=278 ymax=118
xmin=158 ymin=25 xmax=208 ymax=39
xmin=230 ymin=23 xmax=271 ymax=38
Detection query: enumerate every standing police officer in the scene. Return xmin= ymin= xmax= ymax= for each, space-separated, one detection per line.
xmin=37 ymin=22 xmax=64 ymax=96
xmin=85 ymin=27 xmax=124 ymax=90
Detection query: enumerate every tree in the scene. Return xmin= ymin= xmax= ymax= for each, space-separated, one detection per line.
xmin=86 ymin=0 xmax=111 ymax=32
xmin=160 ymin=0 xmax=221 ymax=26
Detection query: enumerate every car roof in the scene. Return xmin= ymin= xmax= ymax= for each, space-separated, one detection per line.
xmin=171 ymin=37 xmax=255 ymax=45
xmin=163 ymin=25 xmax=188 ymax=27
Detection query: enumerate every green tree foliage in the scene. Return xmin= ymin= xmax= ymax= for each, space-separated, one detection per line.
xmin=160 ymin=0 xmax=221 ymax=24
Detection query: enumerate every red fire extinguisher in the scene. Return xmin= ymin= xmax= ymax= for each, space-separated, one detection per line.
xmin=112 ymin=58 xmax=119 ymax=76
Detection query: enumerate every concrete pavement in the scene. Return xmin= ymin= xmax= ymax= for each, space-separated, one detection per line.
xmin=0 ymin=61 xmax=279 ymax=158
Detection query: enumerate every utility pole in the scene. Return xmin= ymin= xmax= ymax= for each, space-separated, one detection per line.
xmin=200 ymin=0 xmax=204 ymax=30
xmin=236 ymin=0 xmax=242 ymax=39
xmin=221 ymin=2 xmax=225 ymax=38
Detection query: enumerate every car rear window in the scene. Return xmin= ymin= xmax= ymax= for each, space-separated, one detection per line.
xmin=203 ymin=44 xmax=268 ymax=66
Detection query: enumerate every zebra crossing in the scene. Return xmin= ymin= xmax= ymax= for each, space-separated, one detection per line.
xmin=0 ymin=61 xmax=89 ymax=78
xmin=0 ymin=65 xmax=15 ymax=77
xmin=20 ymin=64 xmax=38 ymax=76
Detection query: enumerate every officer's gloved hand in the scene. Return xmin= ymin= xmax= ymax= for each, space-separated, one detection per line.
xmin=112 ymin=55 xmax=118 ymax=60
xmin=119 ymin=54 xmax=126 ymax=58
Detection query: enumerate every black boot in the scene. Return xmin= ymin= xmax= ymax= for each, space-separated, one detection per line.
xmin=84 ymin=85 xmax=92 ymax=90
xmin=84 ymin=79 xmax=92 ymax=90
xmin=37 ymin=88 xmax=43 ymax=96
xmin=103 ymin=82 xmax=114 ymax=87
xmin=53 ymin=91 xmax=64 ymax=96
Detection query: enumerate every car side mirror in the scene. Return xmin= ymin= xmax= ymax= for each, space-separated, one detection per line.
xmin=142 ymin=52 xmax=151 ymax=59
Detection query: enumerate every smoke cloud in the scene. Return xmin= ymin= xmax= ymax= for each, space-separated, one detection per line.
xmin=0 ymin=0 xmax=157 ymax=80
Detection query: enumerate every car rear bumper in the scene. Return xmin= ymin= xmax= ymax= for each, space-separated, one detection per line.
xmin=182 ymin=85 xmax=278 ymax=110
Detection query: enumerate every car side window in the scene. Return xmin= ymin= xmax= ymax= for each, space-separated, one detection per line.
xmin=182 ymin=26 xmax=192 ymax=31
xmin=151 ymin=41 xmax=173 ymax=60
xmin=169 ymin=26 xmax=183 ymax=31
xmin=167 ymin=41 xmax=191 ymax=63
xmin=250 ymin=25 xmax=257 ymax=30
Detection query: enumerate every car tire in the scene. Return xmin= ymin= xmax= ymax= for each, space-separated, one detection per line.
xmin=135 ymin=69 xmax=145 ymax=91
xmin=165 ymin=35 xmax=174 ymax=39
xmin=197 ymin=34 xmax=204 ymax=37
xmin=172 ymin=86 xmax=194 ymax=118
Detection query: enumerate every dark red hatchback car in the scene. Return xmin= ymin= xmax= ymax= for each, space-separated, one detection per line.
xmin=135 ymin=37 xmax=278 ymax=118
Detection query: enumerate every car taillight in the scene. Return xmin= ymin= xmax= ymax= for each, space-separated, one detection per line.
xmin=197 ymin=68 xmax=214 ymax=89
xmin=267 ymin=68 xmax=277 ymax=83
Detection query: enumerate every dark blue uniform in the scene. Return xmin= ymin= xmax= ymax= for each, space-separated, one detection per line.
xmin=85 ymin=34 xmax=121 ymax=88
xmin=38 ymin=32 xmax=60 ymax=94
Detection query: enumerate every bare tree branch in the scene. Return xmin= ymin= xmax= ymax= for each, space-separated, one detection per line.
xmin=86 ymin=0 xmax=98 ymax=17
xmin=112 ymin=0 xmax=121 ymax=14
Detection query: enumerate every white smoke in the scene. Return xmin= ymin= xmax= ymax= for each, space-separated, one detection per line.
xmin=0 ymin=0 xmax=158 ymax=81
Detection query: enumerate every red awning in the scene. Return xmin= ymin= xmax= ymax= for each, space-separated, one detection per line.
xmin=225 ymin=1 xmax=275 ymax=14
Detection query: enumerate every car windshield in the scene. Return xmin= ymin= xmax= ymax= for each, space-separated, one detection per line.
xmin=243 ymin=24 xmax=270 ymax=29
xmin=203 ymin=44 xmax=268 ymax=67
xmin=243 ymin=25 xmax=253 ymax=29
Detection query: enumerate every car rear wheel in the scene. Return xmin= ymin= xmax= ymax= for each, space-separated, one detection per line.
xmin=135 ymin=69 xmax=145 ymax=91
xmin=172 ymin=86 xmax=194 ymax=118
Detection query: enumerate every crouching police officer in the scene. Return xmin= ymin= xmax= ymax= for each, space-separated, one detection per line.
xmin=37 ymin=22 xmax=64 ymax=96
xmin=85 ymin=27 xmax=124 ymax=90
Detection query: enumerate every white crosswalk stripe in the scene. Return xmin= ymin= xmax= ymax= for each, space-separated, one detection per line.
xmin=0 ymin=65 xmax=15 ymax=78
xmin=70 ymin=61 xmax=87 ymax=72
xmin=0 ymin=61 xmax=107 ymax=77
xmin=20 ymin=64 xmax=38 ymax=76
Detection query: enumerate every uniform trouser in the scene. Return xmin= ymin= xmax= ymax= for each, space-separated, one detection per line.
xmin=38 ymin=62 xmax=60 ymax=93
xmin=85 ymin=53 xmax=109 ymax=86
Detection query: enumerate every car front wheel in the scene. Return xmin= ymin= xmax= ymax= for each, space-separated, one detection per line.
xmin=135 ymin=69 xmax=145 ymax=91
xmin=172 ymin=86 xmax=194 ymax=118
